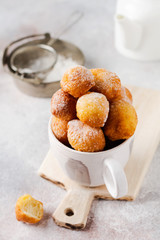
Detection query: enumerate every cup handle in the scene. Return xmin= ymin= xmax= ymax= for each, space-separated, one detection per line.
xmin=103 ymin=158 xmax=128 ymax=199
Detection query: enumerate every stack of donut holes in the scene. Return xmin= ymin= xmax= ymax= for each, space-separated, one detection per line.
xmin=51 ymin=66 xmax=138 ymax=152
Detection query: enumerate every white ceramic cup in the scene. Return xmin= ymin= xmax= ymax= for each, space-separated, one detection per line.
xmin=48 ymin=117 xmax=134 ymax=199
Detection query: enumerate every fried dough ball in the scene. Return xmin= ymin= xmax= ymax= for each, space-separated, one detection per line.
xmin=51 ymin=89 xmax=76 ymax=121
xmin=113 ymin=86 xmax=133 ymax=104
xmin=15 ymin=194 xmax=43 ymax=224
xmin=90 ymin=68 xmax=122 ymax=101
xmin=67 ymin=120 xmax=105 ymax=152
xmin=51 ymin=116 xmax=68 ymax=145
xmin=104 ymin=100 xmax=138 ymax=141
xmin=61 ymin=66 xmax=95 ymax=98
xmin=76 ymin=92 xmax=109 ymax=128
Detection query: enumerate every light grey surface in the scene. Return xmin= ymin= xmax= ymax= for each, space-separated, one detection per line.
xmin=0 ymin=0 xmax=160 ymax=239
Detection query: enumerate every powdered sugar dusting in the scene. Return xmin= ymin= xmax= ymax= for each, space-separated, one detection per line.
xmin=51 ymin=89 xmax=76 ymax=121
xmin=69 ymin=66 xmax=94 ymax=83
xmin=51 ymin=116 xmax=68 ymax=144
xmin=91 ymin=69 xmax=121 ymax=101
xmin=67 ymin=120 xmax=105 ymax=152
xmin=77 ymin=92 xmax=109 ymax=127
xmin=61 ymin=66 xmax=95 ymax=98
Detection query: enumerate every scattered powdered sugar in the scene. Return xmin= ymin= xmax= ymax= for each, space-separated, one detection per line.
xmin=43 ymin=54 xmax=79 ymax=83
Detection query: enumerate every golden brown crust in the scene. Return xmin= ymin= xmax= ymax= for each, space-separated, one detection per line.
xmin=15 ymin=194 xmax=43 ymax=224
xmin=112 ymin=86 xmax=133 ymax=104
xmin=67 ymin=120 xmax=105 ymax=152
xmin=61 ymin=66 xmax=95 ymax=98
xmin=124 ymin=87 xmax=133 ymax=104
xmin=76 ymin=92 xmax=109 ymax=128
xmin=51 ymin=116 xmax=69 ymax=145
xmin=104 ymin=100 xmax=138 ymax=141
xmin=90 ymin=68 xmax=122 ymax=101
xmin=51 ymin=89 xmax=77 ymax=121
xmin=50 ymin=66 xmax=137 ymax=151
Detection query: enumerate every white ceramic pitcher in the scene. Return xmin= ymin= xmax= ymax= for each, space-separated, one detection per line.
xmin=115 ymin=0 xmax=160 ymax=60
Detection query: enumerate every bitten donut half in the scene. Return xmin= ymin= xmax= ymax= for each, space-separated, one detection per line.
xmin=15 ymin=194 xmax=43 ymax=224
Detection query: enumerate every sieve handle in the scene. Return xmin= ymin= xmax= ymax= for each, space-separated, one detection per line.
xmin=47 ymin=10 xmax=83 ymax=46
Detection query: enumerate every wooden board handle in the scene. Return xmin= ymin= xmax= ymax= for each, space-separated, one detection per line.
xmin=52 ymin=189 xmax=94 ymax=229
